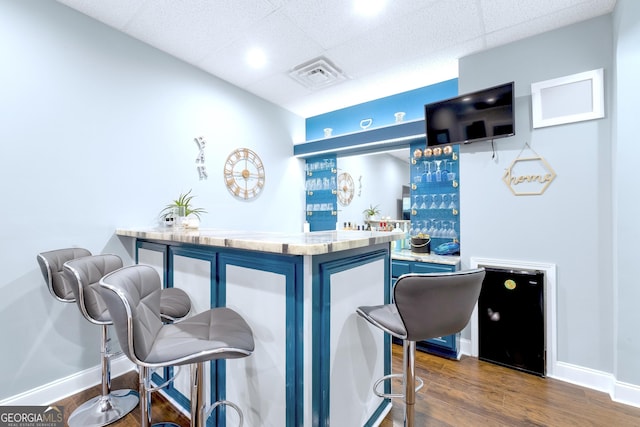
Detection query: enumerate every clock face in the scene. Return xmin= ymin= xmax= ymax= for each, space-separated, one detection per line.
xmin=223 ymin=148 xmax=265 ymax=200
xmin=337 ymin=172 xmax=354 ymax=206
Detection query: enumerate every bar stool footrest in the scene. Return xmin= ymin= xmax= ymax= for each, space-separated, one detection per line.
xmin=373 ymin=373 xmax=424 ymax=399
xmin=206 ymin=400 xmax=244 ymax=427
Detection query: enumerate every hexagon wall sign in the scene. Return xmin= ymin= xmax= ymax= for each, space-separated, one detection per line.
xmin=503 ymin=155 xmax=556 ymax=196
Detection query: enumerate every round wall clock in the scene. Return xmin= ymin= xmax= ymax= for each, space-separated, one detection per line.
xmin=223 ymin=148 xmax=265 ymax=200
xmin=337 ymin=172 xmax=354 ymax=206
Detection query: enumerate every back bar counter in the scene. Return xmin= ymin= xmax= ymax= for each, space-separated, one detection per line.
xmin=116 ymin=227 xmax=403 ymax=427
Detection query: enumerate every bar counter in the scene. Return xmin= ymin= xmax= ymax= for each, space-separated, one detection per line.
xmin=116 ymin=227 xmax=402 ymax=427
xmin=116 ymin=227 xmax=404 ymax=255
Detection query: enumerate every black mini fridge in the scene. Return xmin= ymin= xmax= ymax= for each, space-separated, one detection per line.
xmin=478 ymin=267 xmax=545 ymax=377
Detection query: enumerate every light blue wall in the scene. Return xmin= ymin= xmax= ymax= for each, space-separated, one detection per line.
xmin=0 ymin=0 xmax=304 ymax=400
xmin=613 ymin=0 xmax=640 ymax=386
xmin=337 ymin=153 xmax=409 ymax=227
xmin=458 ymin=16 xmax=614 ymax=372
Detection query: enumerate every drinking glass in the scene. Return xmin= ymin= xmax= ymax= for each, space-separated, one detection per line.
xmin=440 ymin=193 xmax=449 ymax=209
xmin=429 ymin=194 xmax=440 ymax=209
xmin=434 ymin=160 xmax=442 ymax=182
xmin=446 ymin=161 xmax=456 ymax=181
xmin=432 ymin=220 xmax=442 ymax=238
xmin=441 ymin=159 xmax=449 ymax=177
xmin=425 ymin=161 xmax=433 ymax=183
xmin=449 ymin=193 xmax=458 ymax=209
xmin=428 ymin=219 xmax=437 ymax=236
xmin=448 ymin=221 xmax=458 ymax=239
xmin=419 ymin=194 xmax=427 ymax=210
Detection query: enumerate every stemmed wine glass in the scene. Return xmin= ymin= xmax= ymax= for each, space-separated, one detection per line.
xmin=425 ymin=161 xmax=433 ymax=183
xmin=440 ymin=193 xmax=449 ymax=209
xmin=432 ymin=220 xmax=442 ymax=238
xmin=440 ymin=220 xmax=449 ymax=237
xmin=412 ymin=195 xmax=419 ymax=210
xmin=449 ymin=193 xmax=458 ymax=209
xmin=429 ymin=194 xmax=439 ymax=209
xmin=419 ymin=194 xmax=428 ymax=210
xmin=446 ymin=161 xmax=456 ymax=181
xmin=434 ymin=160 xmax=443 ymax=182
xmin=409 ymin=222 xmax=417 ymax=237
xmin=428 ymin=219 xmax=437 ymax=237
xmin=441 ymin=159 xmax=449 ymax=178
xmin=422 ymin=219 xmax=431 ymax=235
xmin=448 ymin=221 xmax=458 ymax=239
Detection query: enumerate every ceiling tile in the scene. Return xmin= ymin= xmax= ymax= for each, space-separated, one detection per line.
xmin=480 ymin=0 xmax=612 ymax=33
xmin=198 ymin=11 xmax=325 ymax=89
xmin=485 ymin=0 xmax=615 ymax=49
xmin=55 ymin=0 xmax=617 ymax=117
xmin=327 ymin=0 xmax=483 ymax=79
xmin=122 ymin=0 xmax=277 ymax=63
xmin=246 ymin=72 xmax=314 ymax=109
xmin=56 ymin=0 xmax=147 ymax=29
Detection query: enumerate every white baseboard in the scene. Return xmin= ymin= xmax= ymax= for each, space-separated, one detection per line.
xmin=614 ymin=380 xmax=640 ymax=408
xmin=5 ymin=348 xmax=640 ymax=412
xmin=460 ymin=339 xmax=640 ymax=409
xmin=460 ymin=337 xmax=472 ymax=357
xmin=551 ymin=361 xmax=614 ymax=394
xmin=0 ymin=355 xmax=136 ymax=406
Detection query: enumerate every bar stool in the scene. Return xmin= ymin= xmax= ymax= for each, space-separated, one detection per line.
xmin=98 ymin=264 xmax=255 ymax=427
xmin=37 ymin=247 xmax=91 ymax=303
xmin=356 ymin=268 xmax=485 ymax=427
xmin=62 ymin=254 xmax=193 ymax=427
xmin=37 ymin=249 xmax=192 ymax=427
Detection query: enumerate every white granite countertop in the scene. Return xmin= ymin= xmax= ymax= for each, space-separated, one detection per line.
xmin=391 ymin=249 xmax=460 ymax=266
xmin=116 ymin=227 xmax=404 ymax=256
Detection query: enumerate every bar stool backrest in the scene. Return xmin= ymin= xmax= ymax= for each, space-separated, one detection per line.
xmin=63 ymin=254 xmax=123 ymax=325
xmin=99 ymin=264 xmax=164 ymax=364
xmin=393 ymin=268 xmax=485 ymax=342
xmin=37 ymin=248 xmax=92 ymax=302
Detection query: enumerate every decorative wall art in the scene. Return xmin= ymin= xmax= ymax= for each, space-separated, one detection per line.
xmin=503 ymin=143 xmax=556 ymax=196
xmin=337 ymin=172 xmax=354 ymax=206
xmin=531 ymin=68 xmax=604 ymax=129
xmin=194 ymin=136 xmax=208 ymax=180
xmin=223 ymin=148 xmax=265 ymax=200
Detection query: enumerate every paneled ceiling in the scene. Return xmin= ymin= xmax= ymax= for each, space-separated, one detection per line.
xmin=56 ymin=0 xmax=615 ymax=118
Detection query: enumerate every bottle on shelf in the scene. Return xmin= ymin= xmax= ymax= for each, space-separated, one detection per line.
xmin=393 ymin=223 xmax=403 ymax=251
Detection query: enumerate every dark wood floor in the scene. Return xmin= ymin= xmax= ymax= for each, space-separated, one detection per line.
xmin=53 ymin=345 xmax=640 ymax=426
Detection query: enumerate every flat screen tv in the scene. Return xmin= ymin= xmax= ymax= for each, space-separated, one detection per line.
xmin=425 ymin=82 xmax=515 ymax=147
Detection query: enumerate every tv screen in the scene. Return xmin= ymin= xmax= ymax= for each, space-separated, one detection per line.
xmin=425 ymin=82 xmax=515 ymax=147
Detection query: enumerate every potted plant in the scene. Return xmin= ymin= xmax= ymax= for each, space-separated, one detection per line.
xmin=160 ymin=189 xmax=207 ymax=227
xmin=362 ymin=204 xmax=381 ymax=221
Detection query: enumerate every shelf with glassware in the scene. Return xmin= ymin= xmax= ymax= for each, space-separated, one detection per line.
xmin=305 ymin=155 xmax=338 ymax=232
xmin=408 ymin=142 xmax=460 ymax=254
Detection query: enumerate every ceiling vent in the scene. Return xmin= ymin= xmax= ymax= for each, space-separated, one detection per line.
xmin=289 ymin=57 xmax=347 ymax=90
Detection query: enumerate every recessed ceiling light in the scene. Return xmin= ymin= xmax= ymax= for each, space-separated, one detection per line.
xmin=246 ymin=48 xmax=266 ymax=69
xmin=354 ymin=0 xmax=386 ymax=17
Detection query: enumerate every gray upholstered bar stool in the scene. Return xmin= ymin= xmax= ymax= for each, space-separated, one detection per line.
xmin=356 ymin=268 xmax=485 ymax=427
xmin=62 ymin=254 xmax=192 ymax=427
xmin=98 ymin=264 xmax=255 ymax=427
xmin=37 ymin=247 xmax=91 ymax=303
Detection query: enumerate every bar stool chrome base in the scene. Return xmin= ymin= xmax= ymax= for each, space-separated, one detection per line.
xmin=67 ymin=388 xmax=139 ymax=427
